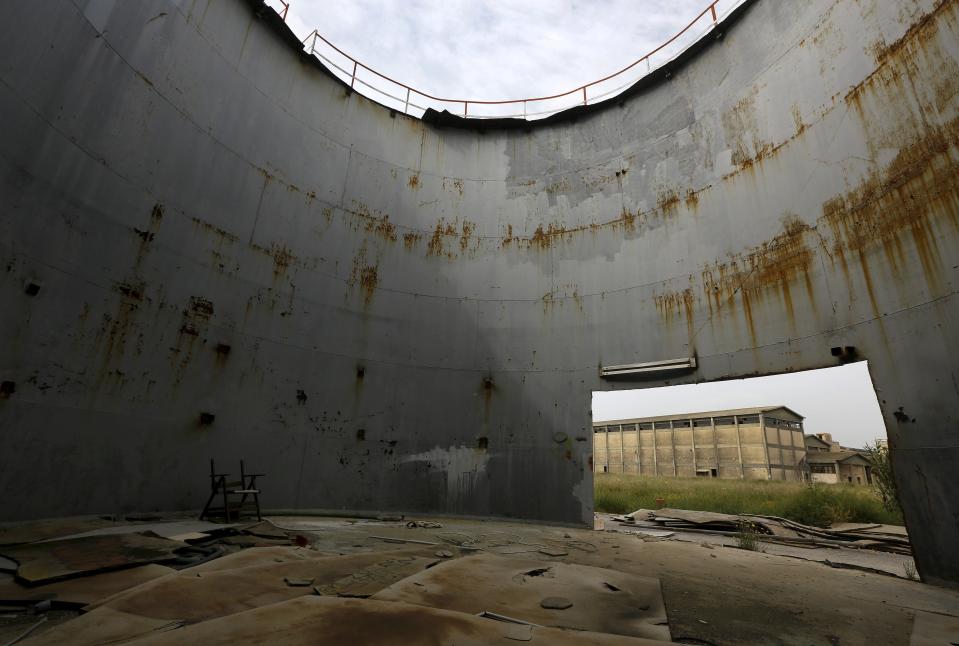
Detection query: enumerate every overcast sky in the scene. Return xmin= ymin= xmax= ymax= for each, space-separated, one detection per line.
xmin=593 ymin=363 xmax=888 ymax=449
xmin=271 ymin=2 xmax=888 ymax=449
xmin=276 ymin=0 xmax=737 ymax=116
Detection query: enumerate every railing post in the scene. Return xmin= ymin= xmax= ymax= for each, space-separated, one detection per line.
xmin=310 ymin=31 xmax=318 ymax=56
xmin=582 ymin=86 xmax=587 ymax=106
xmin=404 ymin=88 xmax=411 ymax=114
xmin=710 ymin=2 xmax=717 ymax=23
xmin=464 ymin=101 xmax=468 ymax=117
xmin=350 ymin=61 xmax=357 ymax=88
xmin=523 ymin=100 xmax=527 ymax=119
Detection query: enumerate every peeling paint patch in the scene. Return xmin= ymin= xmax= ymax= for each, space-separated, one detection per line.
xmin=402 ymin=446 xmax=489 ymax=509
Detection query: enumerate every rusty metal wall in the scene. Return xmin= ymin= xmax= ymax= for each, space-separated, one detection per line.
xmin=0 ymin=0 xmax=957 ymax=585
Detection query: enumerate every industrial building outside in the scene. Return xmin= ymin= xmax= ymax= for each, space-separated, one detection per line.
xmin=594 ymin=406 xmax=807 ymax=480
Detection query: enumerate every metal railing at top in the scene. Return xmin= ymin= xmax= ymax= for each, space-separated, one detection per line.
xmin=282 ymin=0 xmax=743 ymax=120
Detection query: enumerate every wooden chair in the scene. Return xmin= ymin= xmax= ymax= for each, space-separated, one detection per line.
xmin=200 ymin=458 xmax=263 ymax=522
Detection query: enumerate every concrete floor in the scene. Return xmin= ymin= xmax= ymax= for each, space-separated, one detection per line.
xmin=2 ymin=514 xmax=958 ymax=645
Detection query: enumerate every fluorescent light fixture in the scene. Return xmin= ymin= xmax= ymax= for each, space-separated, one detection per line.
xmin=600 ymin=356 xmax=697 ymax=378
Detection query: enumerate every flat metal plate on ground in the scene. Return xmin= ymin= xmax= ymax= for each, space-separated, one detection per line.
xmin=18 ymin=607 xmax=183 ymax=646
xmin=183 ymin=546 xmax=334 ymax=573
xmin=81 ymin=549 xmax=436 ymax=626
xmin=0 ymin=518 xmax=124 ymax=547
xmin=121 ymin=597 xmax=673 ymax=646
xmin=1 ymin=532 xmax=185 ymax=585
xmin=0 ymin=564 xmax=174 ymax=605
xmin=371 ymin=553 xmax=671 ymax=641
xmin=35 ymin=520 xmax=234 ymax=543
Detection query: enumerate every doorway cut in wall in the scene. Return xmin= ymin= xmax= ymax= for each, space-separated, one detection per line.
xmin=591 ymin=362 xmax=885 ymax=481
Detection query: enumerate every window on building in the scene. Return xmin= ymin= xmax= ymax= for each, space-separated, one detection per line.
xmin=638 ymin=422 xmax=654 ymax=430
xmin=810 ymin=464 xmax=836 ymax=473
xmin=692 ymin=418 xmax=712 ymax=427
xmin=595 ymin=426 xmax=606 ymax=433
xmin=713 ymin=416 xmax=735 ymax=425
xmin=673 ymin=420 xmax=691 ymax=428
xmin=621 ymin=424 xmax=636 ymax=432
xmin=739 ymin=415 xmax=759 ymax=424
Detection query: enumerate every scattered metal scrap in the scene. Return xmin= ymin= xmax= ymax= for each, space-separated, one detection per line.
xmin=369 ymin=535 xmax=437 ymax=546
xmin=0 ymin=515 xmax=317 ymax=644
xmin=614 ymin=509 xmax=912 ymax=555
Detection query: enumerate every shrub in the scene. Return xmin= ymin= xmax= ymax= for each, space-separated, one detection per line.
xmin=864 ymin=442 xmax=902 ymax=516
xmin=734 ymin=520 xmax=764 ymax=551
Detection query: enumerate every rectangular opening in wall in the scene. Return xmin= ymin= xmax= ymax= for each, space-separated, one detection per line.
xmin=590 ymin=362 xmax=899 ymax=530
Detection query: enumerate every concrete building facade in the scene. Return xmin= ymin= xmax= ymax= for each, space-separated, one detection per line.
xmin=594 ymin=407 xmax=806 ymax=480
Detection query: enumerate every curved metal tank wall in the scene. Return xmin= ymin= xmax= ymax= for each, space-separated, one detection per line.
xmin=1 ymin=0 xmax=957 ymax=585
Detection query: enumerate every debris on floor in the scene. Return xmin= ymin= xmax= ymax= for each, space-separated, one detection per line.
xmin=615 ymin=508 xmax=912 ymax=555
xmin=406 ymin=520 xmax=443 ymax=529
xmin=0 ymin=513 xmax=955 ymax=645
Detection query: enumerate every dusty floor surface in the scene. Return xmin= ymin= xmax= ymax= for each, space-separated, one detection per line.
xmin=0 ymin=514 xmax=956 ymax=645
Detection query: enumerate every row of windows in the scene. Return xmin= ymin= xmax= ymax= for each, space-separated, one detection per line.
xmin=810 ymin=464 xmax=836 ymax=473
xmin=594 ymin=415 xmax=805 ymax=433
xmin=766 ymin=417 xmax=803 ymax=430
xmin=595 ymin=414 xmax=764 ymax=432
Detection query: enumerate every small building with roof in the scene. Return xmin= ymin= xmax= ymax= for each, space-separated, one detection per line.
xmin=804 ymin=433 xmax=874 ymax=485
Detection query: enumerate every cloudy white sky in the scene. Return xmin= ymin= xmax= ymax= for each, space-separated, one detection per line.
xmin=269 ymin=1 xmax=888 ymax=449
xmin=273 ymin=0 xmax=738 ymax=116
xmin=594 ymin=363 xmax=887 ymax=449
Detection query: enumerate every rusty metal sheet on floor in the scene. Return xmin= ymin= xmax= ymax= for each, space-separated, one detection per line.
xmin=182 ymin=546 xmax=335 ymax=573
xmin=19 ymin=607 xmax=182 ymax=646
xmin=1 ymin=532 xmax=185 ymax=584
xmin=0 ymin=517 xmax=127 ymax=547
xmin=0 ymin=563 xmax=174 ymax=605
xmin=371 ymin=553 xmax=670 ymax=641
xmin=82 ymin=550 xmax=436 ymax=627
xmin=35 ymin=520 xmax=235 ymax=543
xmin=124 ymin=596 xmax=674 ymax=646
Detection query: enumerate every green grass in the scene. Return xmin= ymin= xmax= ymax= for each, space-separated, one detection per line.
xmin=594 ymin=474 xmax=903 ymax=527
